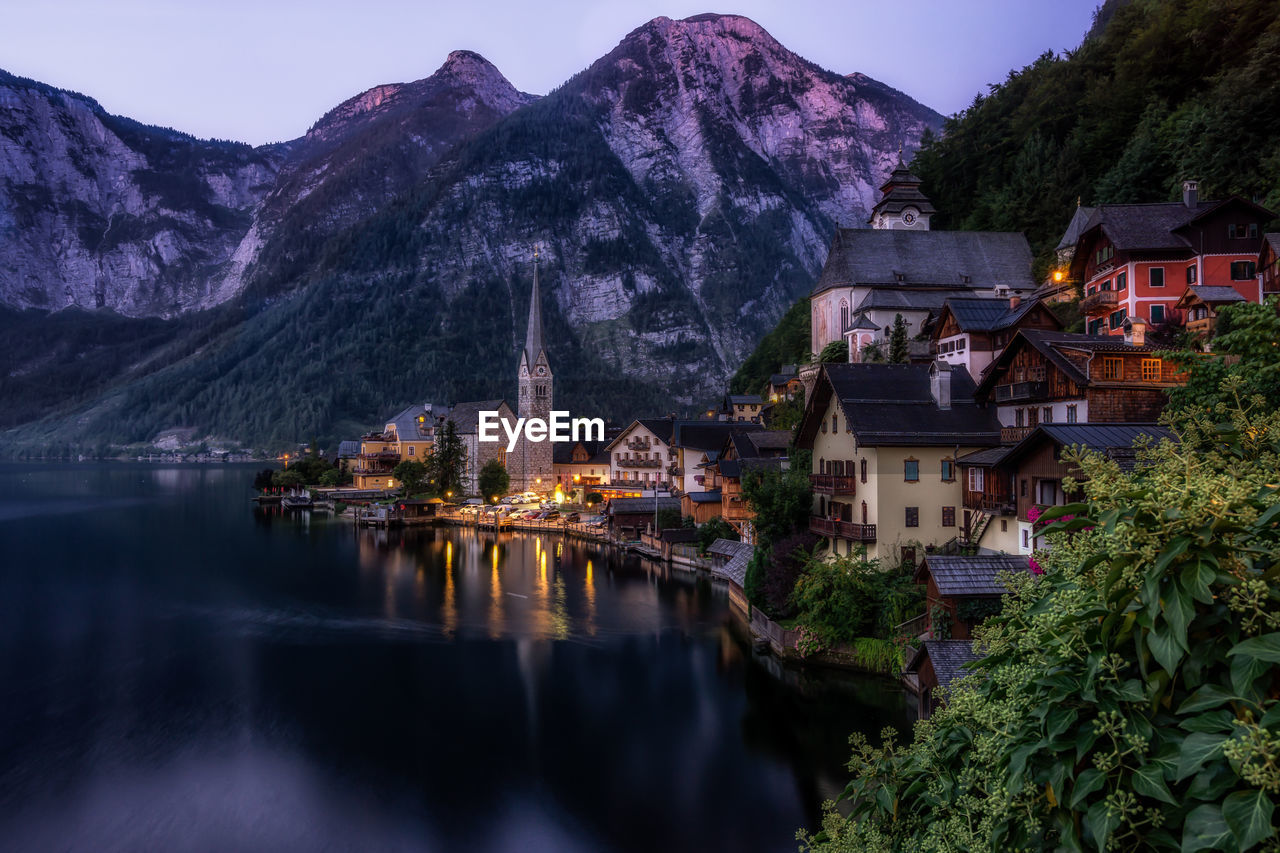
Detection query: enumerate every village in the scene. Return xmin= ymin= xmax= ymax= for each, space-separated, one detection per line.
xmin=267 ymin=160 xmax=1280 ymax=716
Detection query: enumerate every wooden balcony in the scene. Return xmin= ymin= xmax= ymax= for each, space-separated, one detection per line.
xmin=616 ymin=458 xmax=661 ymax=468
xmin=722 ymin=499 xmax=753 ymax=521
xmin=809 ymin=516 xmax=877 ymax=541
xmin=1080 ymin=290 xmax=1119 ymax=315
xmin=963 ymin=489 xmax=1015 ymax=514
xmin=1000 ymin=426 xmax=1034 ymax=443
xmin=1186 ymin=316 xmax=1214 ymax=336
xmin=810 ymin=474 xmax=857 ymax=495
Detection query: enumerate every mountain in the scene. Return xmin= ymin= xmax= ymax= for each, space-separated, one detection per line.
xmin=0 ymin=14 xmax=942 ymax=452
xmin=0 ymin=70 xmax=281 ymax=316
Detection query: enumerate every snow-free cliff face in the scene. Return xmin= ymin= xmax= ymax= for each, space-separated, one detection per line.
xmin=0 ymin=71 xmax=280 ymax=316
xmin=0 ymin=14 xmax=943 ymax=442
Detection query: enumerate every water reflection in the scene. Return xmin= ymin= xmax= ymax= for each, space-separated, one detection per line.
xmin=0 ymin=463 xmax=911 ymax=853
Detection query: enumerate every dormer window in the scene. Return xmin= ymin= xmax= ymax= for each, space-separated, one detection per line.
xmin=894 ymin=272 xmax=905 ymax=282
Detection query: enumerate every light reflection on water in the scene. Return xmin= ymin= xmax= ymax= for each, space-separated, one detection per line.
xmin=0 ymin=463 xmax=911 ymax=852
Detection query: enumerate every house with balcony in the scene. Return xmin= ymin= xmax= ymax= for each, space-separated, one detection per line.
xmin=701 ymin=429 xmax=792 ymax=540
xmin=721 ymin=394 xmax=765 ymax=423
xmin=1066 ymin=181 xmax=1274 ymax=336
xmin=796 ymin=361 xmax=1001 ymax=566
xmin=996 ymin=423 xmax=1176 ymax=555
xmin=604 ymin=418 xmax=676 ymax=495
xmin=670 ymin=421 xmax=759 ymax=495
xmin=955 ymin=444 xmax=1018 ymax=554
xmin=553 ymin=439 xmax=611 ymax=494
xmin=351 ymin=403 xmax=439 ymax=489
xmin=931 ymin=295 xmax=1062 ymax=381
xmin=973 ymin=329 xmax=1183 ymax=444
xmin=1173 ymin=285 xmax=1247 ymax=343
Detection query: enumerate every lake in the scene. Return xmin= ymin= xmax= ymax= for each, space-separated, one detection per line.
xmin=0 ymin=463 xmax=911 ymax=852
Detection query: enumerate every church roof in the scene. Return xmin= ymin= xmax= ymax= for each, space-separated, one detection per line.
xmin=522 ymin=255 xmax=547 ymax=368
xmin=812 ymin=230 xmax=1037 ymax=296
xmin=444 ymin=400 xmax=508 ymax=434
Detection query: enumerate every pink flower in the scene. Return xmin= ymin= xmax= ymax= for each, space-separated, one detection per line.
xmin=1029 ymin=556 xmax=1044 ymax=575
xmin=1026 ymin=506 xmax=1042 ymax=523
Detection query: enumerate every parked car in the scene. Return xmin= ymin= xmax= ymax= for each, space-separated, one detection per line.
xmin=563 ymin=512 xmax=580 ymax=523
xmin=542 ymin=512 xmax=561 ymax=522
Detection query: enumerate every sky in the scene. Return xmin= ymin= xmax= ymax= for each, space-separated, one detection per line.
xmin=0 ymin=0 xmax=1100 ymax=146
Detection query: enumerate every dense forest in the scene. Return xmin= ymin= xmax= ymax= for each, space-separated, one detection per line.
xmin=913 ymin=0 xmax=1280 ymax=274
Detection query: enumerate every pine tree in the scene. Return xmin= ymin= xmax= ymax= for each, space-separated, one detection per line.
xmin=428 ymin=419 xmax=468 ymax=496
xmin=888 ymin=314 xmax=910 ymax=363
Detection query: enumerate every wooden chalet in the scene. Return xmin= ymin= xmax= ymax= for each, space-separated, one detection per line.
xmin=931 ymin=295 xmax=1061 ymax=381
xmin=974 ymin=329 xmax=1183 ymax=444
xmin=1173 ymin=285 xmax=1247 ymax=341
xmin=915 ymin=555 xmax=1028 ymax=640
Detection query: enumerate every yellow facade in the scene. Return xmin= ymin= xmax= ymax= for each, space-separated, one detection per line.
xmin=810 ymin=395 xmax=982 ymax=566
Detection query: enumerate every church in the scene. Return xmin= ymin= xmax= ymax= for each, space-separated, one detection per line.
xmin=509 ymin=252 xmax=555 ymax=492
xmin=810 ymin=158 xmax=1037 ymax=361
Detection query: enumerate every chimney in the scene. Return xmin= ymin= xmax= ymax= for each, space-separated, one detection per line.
xmin=1009 ymin=294 xmax=1022 ymax=310
xmin=1182 ymin=180 xmax=1198 ymax=209
xmin=1124 ymin=317 xmax=1147 ymax=347
xmin=930 ymin=360 xmax=952 ymax=410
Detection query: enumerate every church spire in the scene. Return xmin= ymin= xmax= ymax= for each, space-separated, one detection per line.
xmin=523 ymin=247 xmax=546 ymax=369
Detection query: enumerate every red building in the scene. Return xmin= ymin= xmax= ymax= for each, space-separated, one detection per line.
xmin=1067 ymin=181 xmax=1274 ymax=336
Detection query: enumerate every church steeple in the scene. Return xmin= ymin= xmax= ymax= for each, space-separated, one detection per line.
xmin=522 ymin=247 xmax=547 ymax=370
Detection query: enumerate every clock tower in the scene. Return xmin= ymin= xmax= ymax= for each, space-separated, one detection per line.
xmin=868 ymin=153 xmax=935 ymax=231
xmin=515 ymin=250 xmax=554 ymax=492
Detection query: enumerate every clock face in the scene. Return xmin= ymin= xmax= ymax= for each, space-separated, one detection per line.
xmin=536 ymin=366 xmax=546 ymax=376
xmin=902 ymin=209 xmax=918 ymax=225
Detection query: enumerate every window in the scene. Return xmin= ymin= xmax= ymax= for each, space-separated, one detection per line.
xmin=905 ymin=506 xmax=919 ymax=527
xmin=1231 ymin=261 xmax=1257 ymax=280
xmin=1020 ymin=479 xmax=1028 ymax=497
xmin=1149 ymin=267 xmax=1165 ymax=287
xmin=942 ymin=506 xmax=956 ymax=527
xmin=904 ymin=459 xmax=919 ymax=482
xmin=408 ymin=446 xmax=415 ymax=456
xmin=832 ymin=414 xmax=838 ymax=433
xmin=1186 ymin=265 xmax=1197 ymax=284
xmin=968 ymin=468 xmax=985 ymax=491
xmin=1067 ymin=404 xmax=1078 ymax=423
xmin=1109 ymin=309 xmax=1128 ymax=330
xmin=1151 ymin=304 xmax=1166 ymax=324
xmin=1102 ymin=358 xmax=1123 ymax=380
xmin=941 ymin=459 xmax=955 ymax=482
xmin=1015 ymin=408 xmax=1025 ymax=428
xmin=1042 ymin=407 xmax=1053 ymax=424
xmin=1095 ymin=245 xmax=1115 ymax=266
xmin=1228 ymin=223 xmax=1259 ymax=239
xmin=1000 ymin=520 xmax=1008 ymax=532
xmin=1117 ymin=271 xmax=1127 ymax=290
xmin=1023 ymin=529 xmax=1030 ymax=548
xmin=1142 ymin=358 xmax=1163 ymax=382
xmin=1101 ymin=278 xmax=1112 ymax=291
xmin=860 ymin=458 xmax=867 ymax=483
xmin=1087 ymin=318 xmax=1104 ymax=336
xmin=821 ymin=419 xmax=827 ymax=434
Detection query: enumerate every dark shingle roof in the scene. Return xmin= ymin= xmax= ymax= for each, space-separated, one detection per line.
xmin=956 ymin=446 xmax=1012 ymax=467
xmin=674 ymin=422 xmax=749 ymax=451
xmin=386 ymin=404 xmax=435 ymax=440
xmin=709 ymin=540 xmax=753 ymax=586
xmin=906 ymin=640 xmax=982 ymax=688
xmin=1081 ymin=201 xmax=1217 ymax=250
xmin=607 ymin=497 xmax=683 ymax=515
xmin=854 ymin=288 xmax=972 ymax=314
xmin=806 ymin=363 xmax=1001 ymax=447
xmin=638 ymin=418 xmax=676 ymax=443
xmin=552 ymin=439 xmax=608 ymax=465
xmin=1186 ymin=285 xmax=1246 ymax=304
xmin=1055 ymin=205 xmax=1097 ymax=251
xmin=686 ymin=490 xmax=723 ymax=503
xmin=747 ymin=431 xmax=792 ymax=452
xmin=337 ymin=440 xmax=360 ymax=457
xmin=1001 ymin=423 xmax=1177 ymax=473
xmin=920 ymin=555 xmax=1029 ymax=596
xmin=445 ymin=400 xmax=507 ymax=433
xmin=813 ymin=230 xmax=1036 ymax=295
xmin=727 ymin=394 xmax=765 ymax=406
xmin=975 ymin=329 xmax=1159 ymax=397
xmin=942 ymin=296 xmax=1042 ymax=332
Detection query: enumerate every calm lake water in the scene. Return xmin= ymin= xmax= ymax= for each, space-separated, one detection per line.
xmin=0 ymin=463 xmax=910 ymax=852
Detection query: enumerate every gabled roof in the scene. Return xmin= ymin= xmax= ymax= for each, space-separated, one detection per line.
xmin=386 ymin=404 xmax=435 ymax=440
xmin=1074 ymin=196 xmax=1275 ymax=255
xmin=444 ymin=400 xmax=508 ymax=434
xmin=685 ymin=490 xmax=723 ymax=504
xmin=709 ymin=539 xmax=753 ymax=586
xmin=938 ymin=296 xmax=1054 ymax=334
xmin=905 ymin=640 xmax=982 ymax=689
xmin=1055 ymin=204 xmax=1097 ymax=251
xmin=746 ymin=431 xmax=792 ymax=452
xmin=974 ymin=329 xmax=1159 ymax=398
xmin=812 ymin=230 xmax=1036 ymax=296
xmin=552 ymin=439 xmax=608 ymax=465
xmin=726 ymin=394 xmax=764 ymax=406
xmin=955 ymin=445 xmax=1013 ymax=467
xmin=797 ymin=363 xmax=1001 ymax=448
xmin=1176 ymin=285 xmax=1247 ymax=307
xmin=605 ymin=417 xmax=676 ymax=451
xmin=337 ymin=440 xmax=361 ymax=457
xmin=917 ymin=555 xmax=1029 ymax=596
xmin=770 ymin=372 xmax=802 ymax=386
xmin=674 ymin=421 xmax=751 ymax=451
xmin=1002 ymin=423 xmax=1178 ymax=472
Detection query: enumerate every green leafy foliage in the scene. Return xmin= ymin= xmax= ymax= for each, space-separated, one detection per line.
xmin=790 ymin=554 xmax=923 ymax=647
xmin=1166 ymin=297 xmax=1280 ymax=416
xmin=802 ymin=399 xmax=1280 ymax=852
xmin=819 ymin=340 xmax=849 ymax=364
xmin=392 ymin=460 xmax=428 ymax=496
xmin=695 ymin=516 xmax=738 ymax=555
